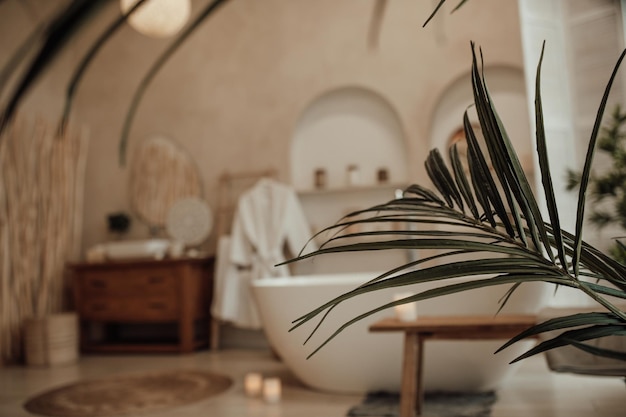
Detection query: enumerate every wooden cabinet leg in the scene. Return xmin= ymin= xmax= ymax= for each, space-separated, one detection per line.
xmin=79 ymin=320 xmax=89 ymax=352
xmin=179 ymin=265 xmax=194 ymax=353
xmin=210 ymin=318 xmax=221 ymax=351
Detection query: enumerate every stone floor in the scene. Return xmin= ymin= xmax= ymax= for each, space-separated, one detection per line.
xmin=1 ymin=349 xmax=624 ymax=417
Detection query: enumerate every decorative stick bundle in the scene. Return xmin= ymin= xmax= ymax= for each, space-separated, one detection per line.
xmin=0 ymin=117 xmax=88 ymax=364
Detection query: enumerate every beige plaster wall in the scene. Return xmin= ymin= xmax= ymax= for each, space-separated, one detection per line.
xmin=0 ymin=0 xmax=526 ymax=255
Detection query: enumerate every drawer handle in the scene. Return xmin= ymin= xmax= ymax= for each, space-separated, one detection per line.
xmin=148 ymin=276 xmax=165 ymax=284
xmin=89 ymin=280 xmax=107 ymax=289
xmin=148 ymin=302 xmax=167 ymax=310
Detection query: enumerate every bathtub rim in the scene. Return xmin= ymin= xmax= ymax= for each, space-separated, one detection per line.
xmin=251 ymin=272 xmax=498 ymax=288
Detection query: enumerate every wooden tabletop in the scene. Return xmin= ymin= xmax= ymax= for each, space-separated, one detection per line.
xmin=369 ymin=314 xmax=537 ymax=339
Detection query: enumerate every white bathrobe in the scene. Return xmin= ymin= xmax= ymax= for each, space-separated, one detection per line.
xmin=231 ymin=178 xmax=314 ymax=278
xmin=213 ymin=178 xmax=315 ymax=328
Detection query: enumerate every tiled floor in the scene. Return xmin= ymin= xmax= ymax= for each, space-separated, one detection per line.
xmin=1 ymin=349 xmax=624 ymax=417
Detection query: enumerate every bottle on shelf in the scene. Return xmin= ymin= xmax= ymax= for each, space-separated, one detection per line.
xmin=347 ymin=164 xmax=360 ymax=187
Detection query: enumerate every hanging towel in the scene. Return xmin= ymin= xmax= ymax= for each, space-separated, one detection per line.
xmin=211 ymin=235 xmax=261 ymax=328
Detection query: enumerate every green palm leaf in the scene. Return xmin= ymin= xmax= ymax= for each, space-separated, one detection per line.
xmin=57 ymin=0 xmax=150 ymax=134
xmin=423 ymin=0 xmax=470 ymax=27
xmin=509 ymin=325 xmax=626 ymax=363
xmin=534 ymin=41 xmax=568 ymax=272
xmin=496 ymin=312 xmax=625 ymax=352
xmin=573 ymin=48 xmax=626 ymax=276
xmin=289 ymin=44 xmax=626 ymax=362
xmin=566 ymin=339 xmax=626 ymax=363
xmin=0 ymin=22 xmax=44 ymax=97
xmin=0 ymin=0 xmax=108 ymax=136
xmin=449 ymin=142 xmax=480 ymax=218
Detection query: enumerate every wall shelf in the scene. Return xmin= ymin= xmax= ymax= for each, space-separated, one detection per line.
xmin=297 ymin=182 xmax=407 ymax=197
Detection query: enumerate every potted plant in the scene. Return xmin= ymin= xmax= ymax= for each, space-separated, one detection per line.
xmin=288 ymin=42 xmax=626 ymax=364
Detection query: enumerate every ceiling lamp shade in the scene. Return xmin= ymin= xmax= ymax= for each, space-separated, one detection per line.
xmin=120 ymin=0 xmax=191 ymax=38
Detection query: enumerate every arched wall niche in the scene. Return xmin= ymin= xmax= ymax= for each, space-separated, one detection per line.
xmin=290 ymin=85 xmax=408 ymax=190
xmin=429 ymin=65 xmax=534 ymax=182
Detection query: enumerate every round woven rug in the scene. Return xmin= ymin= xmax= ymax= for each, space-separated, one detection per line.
xmin=23 ymin=370 xmax=233 ymax=417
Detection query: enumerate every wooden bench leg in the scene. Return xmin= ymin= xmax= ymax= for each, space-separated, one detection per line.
xmin=414 ymin=334 xmax=424 ymax=415
xmin=400 ymin=332 xmax=424 ymax=417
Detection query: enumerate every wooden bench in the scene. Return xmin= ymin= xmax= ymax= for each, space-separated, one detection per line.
xmin=369 ymin=315 xmax=537 ymax=417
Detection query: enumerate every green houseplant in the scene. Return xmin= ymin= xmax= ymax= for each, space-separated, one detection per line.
xmin=288 ymin=42 xmax=626 ymax=364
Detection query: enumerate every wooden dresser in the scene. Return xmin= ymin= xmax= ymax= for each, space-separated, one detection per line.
xmin=69 ymin=256 xmax=214 ymax=353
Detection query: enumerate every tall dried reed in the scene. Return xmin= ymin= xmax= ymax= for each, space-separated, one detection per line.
xmin=0 ymin=117 xmax=88 ymax=364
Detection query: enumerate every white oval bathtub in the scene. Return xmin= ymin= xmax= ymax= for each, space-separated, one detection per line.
xmin=251 ymin=272 xmax=550 ymax=394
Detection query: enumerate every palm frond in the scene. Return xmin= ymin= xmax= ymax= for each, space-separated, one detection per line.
xmin=423 ymin=0 xmax=470 ymax=28
xmin=509 ymin=325 xmax=626 ymax=363
xmin=534 ymin=42 xmax=568 ymax=272
xmin=57 ymin=0 xmax=151 ymax=134
xmin=572 ymin=49 xmax=626 ymax=277
xmin=566 ymin=339 xmax=626 ymax=362
xmin=497 ymin=312 xmax=625 ymax=352
xmin=368 ymin=0 xmax=387 ymax=48
xmin=0 ymin=22 xmax=44 ymax=98
xmin=0 ymin=0 xmax=108 ymax=136
xmin=449 ymin=142 xmax=480 ymax=218
xmin=423 ymin=0 xmax=447 ymax=27
xmin=288 ymin=44 xmax=626 ymax=362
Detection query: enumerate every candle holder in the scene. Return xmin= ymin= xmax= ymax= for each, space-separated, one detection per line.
xmin=244 ymin=372 xmax=263 ymax=397
xmin=392 ymin=293 xmax=418 ymax=321
xmin=347 ymin=164 xmax=360 ymax=186
xmin=263 ymin=377 xmax=282 ymax=404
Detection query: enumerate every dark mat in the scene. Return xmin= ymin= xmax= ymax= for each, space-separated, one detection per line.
xmin=347 ymin=391 xmax=497 ymax=417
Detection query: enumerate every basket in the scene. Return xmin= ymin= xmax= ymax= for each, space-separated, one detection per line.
xmin=24 ymin=313 xmax=79 ymax=366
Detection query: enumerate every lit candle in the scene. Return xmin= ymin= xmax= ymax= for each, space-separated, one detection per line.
xmin=393 ymin=293 xmax=418 ymax=321
xmin=244 ymin=373 xmax=263 ymax=397
xmin=263 ymin=377 xmax=282 ymax=404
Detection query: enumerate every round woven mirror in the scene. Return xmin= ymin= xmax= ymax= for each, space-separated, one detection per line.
xmin=129 ymin=135 xmax=203 ymax=232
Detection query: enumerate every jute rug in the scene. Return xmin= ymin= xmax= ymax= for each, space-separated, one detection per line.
xmin=347 ymin=391 xmax=497 ymax=417
xmin=23 ymin=370 xmax=233 ymax=417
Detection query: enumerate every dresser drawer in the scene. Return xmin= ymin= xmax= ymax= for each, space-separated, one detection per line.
xmin=80 ymin=298 xmax=125 ymax=320
xmin=128 ymin=297 xmax=179 ymax=321
xmin=80 ymin=268 xmax=177 ymax=295
xmin=80 ymin=296 xmax=179 ymax=321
